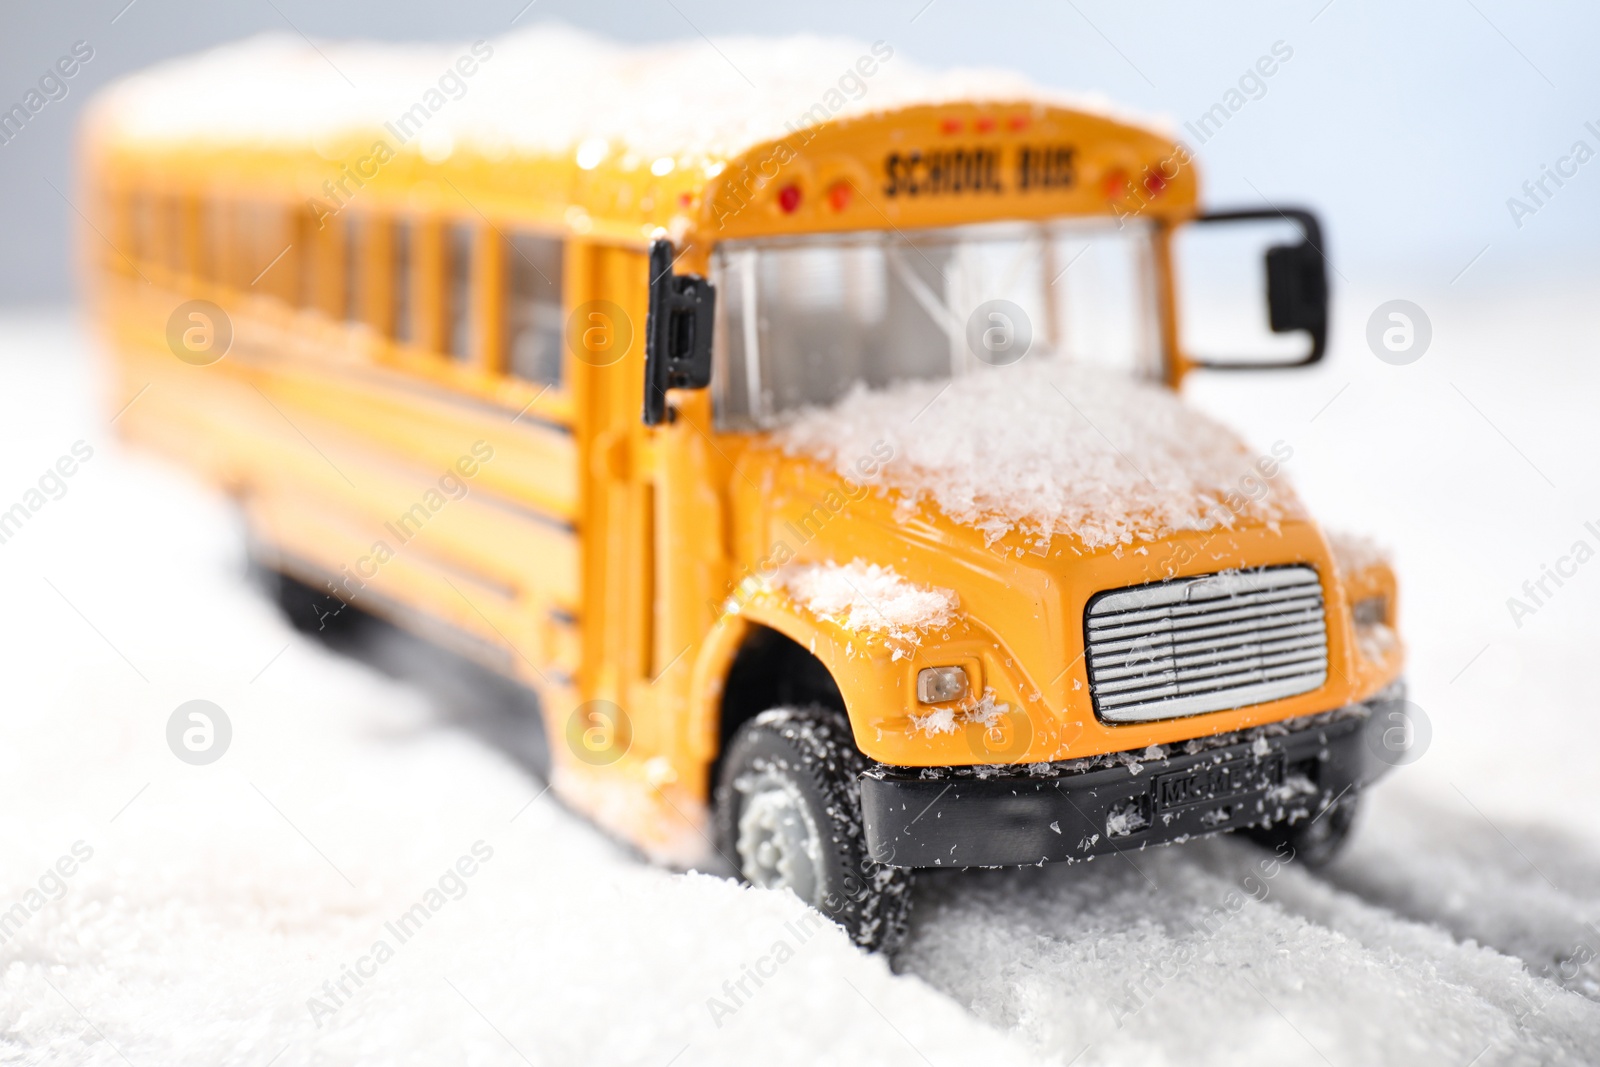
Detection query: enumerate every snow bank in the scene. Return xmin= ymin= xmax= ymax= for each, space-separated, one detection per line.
xmin=777 ymin=361 xmax=1300 ymax=550
xmin=12 ymin=274 xmax=1600 ymax=1067
xmin=89 ymin=26 xmax=1168 ymax=166
xmin=0 ymin=316 xmax=1035 ymax=1067
xmin=903 ymin=821 xmax=1600 ymax=1066
xmin=776 ymin=559 xmax=957 ymax=641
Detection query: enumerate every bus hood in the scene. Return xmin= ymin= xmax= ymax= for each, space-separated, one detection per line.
xmin=771 ymin=361 xmax=1305 ymax=549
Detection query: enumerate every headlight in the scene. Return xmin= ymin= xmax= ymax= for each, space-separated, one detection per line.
xmin=1352 ymin=595 xmax=1388 ymax=626
xmin=1351 ymin=596 xmax=1396 ymax=660
xmin=916 ymin=666 xmax=969 ymax=704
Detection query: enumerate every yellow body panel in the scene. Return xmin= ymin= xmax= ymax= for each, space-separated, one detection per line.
xmin=83 ymin=93 xmax=1401 ymax=865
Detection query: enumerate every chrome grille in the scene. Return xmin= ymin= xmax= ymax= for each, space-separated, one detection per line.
xmin=1085 ymin=566 xmax=1327 ymax=724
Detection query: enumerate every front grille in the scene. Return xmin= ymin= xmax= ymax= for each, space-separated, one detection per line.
xmin=1085 ymin=566 xmax=1328 ymax=724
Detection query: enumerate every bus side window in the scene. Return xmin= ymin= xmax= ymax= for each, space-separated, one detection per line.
xmin=238 ymin=202 xmax=280 ymax=292
xmin=199 ymin=199 xmax=224 ymax=283
xmin=129 ymin=192 xmax=154 ymax=267
xmin=235 ymin=203 xmax=259 ymax=289
xmin=305 ymin=209 xmax=347 ymax=316
xmin=219 ymin=201 xmax=245 ymax=289
xmin=392 ymin=219 xmax=413 ymax=343
xmin=175 ymin=196 xmax=201 ymax=278
xmin=344 ymin=213 xmax=365 ymax=324
xmin=294 ymin=209 xmax=321 ymax=310
xmin=159 ymin=195 xmax=185 ymax=274
xmin=255 ymin=204 xmax=292 ymax=300
xmin=445 ymin=222 xmax=474 ymax=361
xmin=504 ymin=232 xmax=564 ymax=387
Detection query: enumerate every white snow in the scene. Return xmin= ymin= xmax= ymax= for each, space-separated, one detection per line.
xmin=776 ymin=559 xmax=958 ymax=641
xmin=0 ymin=314 xmax=1031 ymax=1067
xmin=87 ymin=27 xmax=1167 ymax=168
xmin=778 ymin=361 xmax=1299 ymax=549
xmin=5 ymin=265 xmax=1600 ymax=1066
xmin=908 ymin=706 xmax=958 ymax=737
xmin=1326 ymin=529 xmax=1392 ymax=582
xmin=909 ymin=688 xmax=1011 ymax=739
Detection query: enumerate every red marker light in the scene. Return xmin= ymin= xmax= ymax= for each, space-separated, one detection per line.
xmin=826 ymin=181 xmax=852 ymax=212
xmin=1144 ymin=172 xmax=1167 ymax=195
xmin=1007 ymin=114 xmax=1030 ymax=131
xmin=1102 ymin=168 xmax=1130 ymax=199
xmin=777 ymin=184 xmax=802 ymax=213
xmin=939 ymin=116 xmax=963 ymax=134
xmin=975 ymin=115 xmax=996 ymax=133
xmin=677 ymin=192 xmax=694 ymax=208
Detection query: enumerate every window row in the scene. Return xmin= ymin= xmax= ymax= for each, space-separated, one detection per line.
xmin=120 ymin=194 xmax=566 ymax=389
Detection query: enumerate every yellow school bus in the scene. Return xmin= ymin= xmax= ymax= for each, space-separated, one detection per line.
xmin=84 ymin=31 xmax=1404 ymax=950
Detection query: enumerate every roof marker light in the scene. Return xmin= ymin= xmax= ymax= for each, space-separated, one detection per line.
xmin=777 ymin=184 xmax=802 ymax=213
xmin=826 ymin=181 xmax=852 ymax=212
xmin=939 ymin=116 xmax=963 ymax=134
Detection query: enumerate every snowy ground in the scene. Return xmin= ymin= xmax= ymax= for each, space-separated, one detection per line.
xmin=3 ymin=268 xmax=1600 ymax=1066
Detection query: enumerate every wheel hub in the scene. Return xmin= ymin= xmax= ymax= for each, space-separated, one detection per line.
xmin=734 ymin=771 xmax=823 ymax=906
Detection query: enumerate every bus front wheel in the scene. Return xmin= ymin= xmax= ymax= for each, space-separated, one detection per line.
xmin=715 ymin=706 xmax=912 ymax=954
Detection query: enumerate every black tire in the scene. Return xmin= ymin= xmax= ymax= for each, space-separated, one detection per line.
xmin=255 ymin=566 xmax=371 ymax=643
xmin=1245 ymin=793 xmax=1360 ymax=867
xmin=715 ymin=706 xmax=912 ymax=953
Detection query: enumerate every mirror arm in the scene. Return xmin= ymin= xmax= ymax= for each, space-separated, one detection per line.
xmin=1196 ymin=207 xmax=1325 ymax=253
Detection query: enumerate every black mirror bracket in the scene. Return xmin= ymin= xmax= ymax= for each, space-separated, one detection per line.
xmin=643 ymin=238 xmax=716 ymax=426
xmin=1190 ymin=207 xmax=1329 ymax=369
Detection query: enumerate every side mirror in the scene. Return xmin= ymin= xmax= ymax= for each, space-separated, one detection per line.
xmin=642 ymin=238 xmax=716 ymax=425
xmin=1177 ymin=208 xmax=1329 ymax=369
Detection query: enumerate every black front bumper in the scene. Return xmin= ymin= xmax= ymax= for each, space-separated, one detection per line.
xmin=860 ymin=706 xmax=1393 ymax=869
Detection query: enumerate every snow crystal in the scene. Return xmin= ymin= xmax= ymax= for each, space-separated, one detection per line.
xmin=961 ymin=688 xmax=1008 ymax=729
xmin=1266 ymin=774 xmax=1319 ymax=804
xmin=1105 ymin=806 xmax=1149 ymax=838
xmin=777 ymin=559 xmax=957 ymax=641
xmin=777 ymin=363 xmax=1302 ymax=550
xmin=908 ymin=688 xmax=1012 ymax=741
xmin=88 ymin=27 xmax=1170 ymax=168
xmin=910 ymin=706 xmax=958 ymax=737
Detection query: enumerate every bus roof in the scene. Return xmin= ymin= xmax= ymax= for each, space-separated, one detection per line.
xmin=88 ymin=27 xmax=1197 ymax=243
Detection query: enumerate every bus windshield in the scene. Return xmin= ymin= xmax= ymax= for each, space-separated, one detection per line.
xmin=711 ymin=218 xmax=1161 ymax=429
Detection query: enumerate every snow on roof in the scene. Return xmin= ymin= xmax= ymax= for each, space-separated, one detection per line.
xmin=91 ymin=25 xmax=1170 ymax=168
xmin=777 ymin=559 xmax=958 ymax=641
xmin=776 ymin=361 xmax=1300 ymax=551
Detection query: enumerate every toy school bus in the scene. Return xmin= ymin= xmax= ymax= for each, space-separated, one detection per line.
xmin=84 ymin=32 xmax=1404 ymax=951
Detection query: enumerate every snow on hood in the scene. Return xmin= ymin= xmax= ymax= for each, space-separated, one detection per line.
xmin=775 ymin=361 xmax=1298 ymax=550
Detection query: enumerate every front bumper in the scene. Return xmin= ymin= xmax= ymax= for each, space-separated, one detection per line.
xmin=860 ymin=700 xmax=1397 ymax=869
